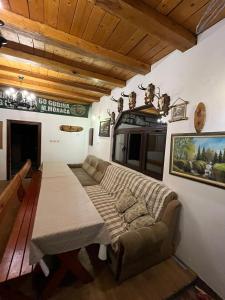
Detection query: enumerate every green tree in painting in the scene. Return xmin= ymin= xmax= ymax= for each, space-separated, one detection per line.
xmin=174 ymin=137 xmax=195 ymax=160
xmin=205 ymin=148 xmax=215 ymax=163
xmin=202 ymin=147 xmax=207 ymax=161
xmin=218 ymin=150 xmax=223 ymax=163
xmin=196 ymin=146 xmax=201 ymax=160
xmin=213 ymin=152 xmax=218 ymax=164
xmin=223 ymin=149 xmax=225 ymax=163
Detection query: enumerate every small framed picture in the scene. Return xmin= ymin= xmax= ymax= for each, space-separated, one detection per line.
xmin=99 ymin=119 xmax=110 ymax=137
xmin=169 ymin=103 xmax=188 ymax=122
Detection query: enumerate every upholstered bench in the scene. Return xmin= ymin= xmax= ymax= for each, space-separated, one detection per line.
xmin=84 ymin=164 xmax=181 ymax=281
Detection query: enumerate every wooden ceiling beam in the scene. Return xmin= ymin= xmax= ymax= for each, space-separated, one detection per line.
xmin=0 ymin=65 xmax=111 ymax=95
xmin=0 ymin=75 xmax=97 ymax=104
xmin=0 ymin=45 xmax=125 ymax=87
xmin=92 ymin=0 xmax=196 ymax=51
xmin=0 ymin=65 xmax=104 ymax=98
xmin=0 ymin=9 xmax=150 ymax=74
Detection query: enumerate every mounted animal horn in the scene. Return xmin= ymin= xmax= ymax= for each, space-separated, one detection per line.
xmin=138 ymin=83 xmax=147 ymax=91
xmin=139 ymin=83 xmax=155 ymax=105
xmin=110 ymin=96 xmax=123 ymax=113
xmin=111 ymin=96 xmax=118 ymax=102
xmin=121 ymin=91 xmax=129 ymax=97
xmin=121 ymin=91 xmax=137 ymax=110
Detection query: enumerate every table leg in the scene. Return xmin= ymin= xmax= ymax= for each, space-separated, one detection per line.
xmin=41 ymin=249 xmax=93 ymax=299
xmin=58 ymin=249 xmax=93 ymax=283
xmin=41 ymin=265 xmax=67 ymax=299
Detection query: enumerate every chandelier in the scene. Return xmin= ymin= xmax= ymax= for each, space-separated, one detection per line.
xmin=5 ymin=87 xmax=37 ymax=109
xmin=5 ymin=76 xmax=37 ymax=110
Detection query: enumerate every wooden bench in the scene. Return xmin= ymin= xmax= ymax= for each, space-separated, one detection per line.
xmin=0 ymin=163 xmax=41 ymax=299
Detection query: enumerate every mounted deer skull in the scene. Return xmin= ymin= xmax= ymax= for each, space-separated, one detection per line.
xmin=107 ymin=109 xmax=115 ymax=125
xmin=111 ymin=96 xmax=124 ymax=113
xmin=121 ymin=91 xmax=137 ymax=110
xmin=158 ymin=94 xmax=170 ymax=117
xmin=138 ymin=83 xmax=155 ymax=105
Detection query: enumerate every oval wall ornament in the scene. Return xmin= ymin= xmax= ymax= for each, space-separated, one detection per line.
xmin=194 ymin=102 xmax=206 ymax=133
xmin=59 ymin=125 xmax=83 ymax=132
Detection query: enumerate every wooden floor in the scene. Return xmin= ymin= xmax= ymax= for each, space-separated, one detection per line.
xmin=10 ymin=250 xmax=197 ymax=300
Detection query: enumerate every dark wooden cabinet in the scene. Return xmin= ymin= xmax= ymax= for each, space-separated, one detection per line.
xmin=113 ymin=126 xmax=167 ymax=180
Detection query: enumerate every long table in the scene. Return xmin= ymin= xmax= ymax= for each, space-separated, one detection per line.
xmin=30 ymin=162 xmax=110 ymax=294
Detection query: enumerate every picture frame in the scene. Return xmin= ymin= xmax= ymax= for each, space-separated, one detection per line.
xmin=169 ymin=103 xmax=188 ymax=122
xmin=99 ymin=119 xmax=110 ymax=137
xmin=170 ymin=132 xmax=225 ymax=189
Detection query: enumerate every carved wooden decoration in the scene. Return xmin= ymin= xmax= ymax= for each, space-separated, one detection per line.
xmin=194 ymin=102 xmax=206 ymax=133
xmin=60 ymin=125 xmax=83 ymax=132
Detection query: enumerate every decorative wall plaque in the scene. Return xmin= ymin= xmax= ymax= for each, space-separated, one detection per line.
xmin=194 ymin=102 xmax=206 ymax=133
xmin=59 ymin=125 xmax=83 ymax=132
xmin=0 ymin=88 xmax=90 ymax=118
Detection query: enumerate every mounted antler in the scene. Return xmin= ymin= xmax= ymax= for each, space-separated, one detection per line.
xmin=110 ymin=96 xmax=123 ymax=113
xmin=138 ymin=83 xmax=147 ymax=91
xmin=138 ymin=83 xmax=155 ymax=105
xmin=107 ymin=109 xmax=115 ymax=125
xmin=158 ymin=94 xmax=170 ymax=116
xmin=111 ymin=96 xmax=118 ymax=103
xmin=121 ymin=91 xmax=129 ymax=97
xmin=121 ymin=91 xmax=136 ymax=110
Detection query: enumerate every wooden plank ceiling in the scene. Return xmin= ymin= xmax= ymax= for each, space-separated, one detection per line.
xmin=0 ymin=0 xmax=224 ymax=104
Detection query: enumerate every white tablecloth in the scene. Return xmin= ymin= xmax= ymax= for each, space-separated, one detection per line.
xmin=30 ymin=162 xmax=110 ymax=265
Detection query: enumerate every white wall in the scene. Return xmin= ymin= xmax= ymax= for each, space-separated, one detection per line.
xmin=89 ymin=19 xmax=225 ymax=299
xmin=0 ymin=108 xmax=90 ymax=179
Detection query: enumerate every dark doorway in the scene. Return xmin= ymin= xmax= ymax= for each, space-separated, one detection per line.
xmin=7 ymin=120 xmax=41 ymax=180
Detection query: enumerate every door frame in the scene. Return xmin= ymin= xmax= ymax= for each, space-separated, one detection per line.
xmin=7 ymin=119 xmax=42 ymax=180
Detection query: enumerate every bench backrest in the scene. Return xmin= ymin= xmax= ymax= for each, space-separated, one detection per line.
xmin=100 ymin=165 xmax=177 ymax=221
xmin=0 ymin=174 xmax=21 ymax=218
xmin=0 ymin=160 xmax=32 ymax=260
xmin=18 ymin=159 xmax=32 ymax=180
xmin=17 ymin=159 xmax=32 ymax=201
xmin=0 ymin=174 xmax=21 ymax=260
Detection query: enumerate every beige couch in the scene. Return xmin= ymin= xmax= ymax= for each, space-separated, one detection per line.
xmin=69 ymin=155 xmax=110 ymax=186
xmin=71 ymin=156 xmax=181 ymax=281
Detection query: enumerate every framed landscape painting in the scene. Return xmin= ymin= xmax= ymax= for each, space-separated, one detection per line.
xmin=170 ymin=132 xmax=225 ymax=189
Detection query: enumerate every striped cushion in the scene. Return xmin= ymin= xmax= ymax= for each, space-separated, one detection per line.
xmin=101 ymin=165 xmax=177 ymax=221
xmin=85 ymin=185 xmax=127 ymax=249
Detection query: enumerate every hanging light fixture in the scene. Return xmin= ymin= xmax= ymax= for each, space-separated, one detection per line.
xmin=5 ymin=76 xmax=37 ymax=110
